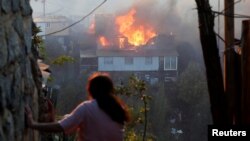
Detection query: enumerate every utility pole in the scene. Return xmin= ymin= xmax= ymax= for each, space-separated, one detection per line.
xmin=43 ymin=0 xmax=46 ymax=17
xmin=43 ymin=0 xmax=45 ymax=18
xmin=42 ymin=0 xmax=46 ymax=39
xmin=241 ymin=20 xmax=250 ymax=124
xmin=224 ymin=0 xmax=240 ymax=124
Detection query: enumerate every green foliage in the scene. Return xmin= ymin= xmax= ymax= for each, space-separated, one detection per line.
xmin=51 ymin=55 xmax=75 ymax=66
xmin=116 ymin=75 xmax=151 ymax=100
xmin=32 ymin=24 xmax=47 ymax=59
xmin=177 ymin=62 xmax=211 ymax=141
xmin=116 ymin=75 xmax=152 ymax=141
xmin=124 ymin=129 xmax=142 ymax=141
xmin=177 ymin=62 xmax=208 ymax=105
xmin=32 ymin=25 xmax=43 ymax=45
xmin=38 ymin=43 xmax=47 ymax=59
xmin=148 ymin=83 xmax=170 ymax=140
xmin=47 ymin=76 xmax=54 ymax=83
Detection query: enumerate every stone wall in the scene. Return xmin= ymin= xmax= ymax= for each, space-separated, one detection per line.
xmin=0 ymin=1 xmax=42 ymax=141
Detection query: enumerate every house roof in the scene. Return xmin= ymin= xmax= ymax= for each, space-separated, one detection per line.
xmin=34 ymin=16 xmax=69 ymax=23
xmin=80 ymin=50 xmax=97 ymax=58
xmin=96 ymin=48 xmax=178 ymax=57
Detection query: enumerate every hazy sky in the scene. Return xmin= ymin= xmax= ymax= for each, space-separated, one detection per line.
xmin=30 ymin=0 xmax=250 ymax=45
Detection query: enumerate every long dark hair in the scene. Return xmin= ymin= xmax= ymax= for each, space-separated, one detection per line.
xmin=87 ymin=73 xmax=130 ymax=125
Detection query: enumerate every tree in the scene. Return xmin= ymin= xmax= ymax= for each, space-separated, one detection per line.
xmin=176 ymin=42 xmax=198 ymax=74
xmin=177 ymin=62 xmax=208 ymax=105
xmin=177 ymin=62 xmax=212 ymax=141
xmin=148 ymin=83 xmax=170 ymax=140
xmin=116 ymin=75 xmax=152 ymax=141
xmin=195 ymin=0 xmax=228 ymax=124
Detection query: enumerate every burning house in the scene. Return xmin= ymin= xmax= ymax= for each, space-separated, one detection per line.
xmin=80 ymin=9 xmax=178 ymax=83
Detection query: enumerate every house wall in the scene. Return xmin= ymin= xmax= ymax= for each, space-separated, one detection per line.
xmin=34 ymin=20 xmax=69 ymax=36
xmin=98 ymin=57 xmax=159 ymax=71
xmin=45 ymin=21 xmax=69 ymax=36
xmin=36 ymin=22 xmax=46 ymax=39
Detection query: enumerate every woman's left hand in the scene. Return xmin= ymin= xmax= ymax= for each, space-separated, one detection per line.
xmin=25 ymin=105 xmax=34 ymax=128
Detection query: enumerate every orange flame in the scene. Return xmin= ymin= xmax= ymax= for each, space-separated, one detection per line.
xmin=115 ymin=9 xmax=156 ymax=47
xmin=119 ymin=37 xmax=126 ymax=49
xmin=99 ymin=36 xmax=110 ymax=47
xmin=88 ymin=22 xmax=95 ymax=34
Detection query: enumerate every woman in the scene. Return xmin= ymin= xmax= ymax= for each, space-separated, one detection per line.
xmin=26 ymin=72 xmax=130 ymax=141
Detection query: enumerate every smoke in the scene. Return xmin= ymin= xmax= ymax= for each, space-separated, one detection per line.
xmin=30 ymin=0 xmax=250 ymax=45
xmin=111 ymin=0 xmax=199 ymax=45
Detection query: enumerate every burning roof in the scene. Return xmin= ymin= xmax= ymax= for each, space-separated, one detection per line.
xmin=91 ymin=8 xmax=159 ymax=50
xmin=115 ymin=9 xmax=156 ymax=47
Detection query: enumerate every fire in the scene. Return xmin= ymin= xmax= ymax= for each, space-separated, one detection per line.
xmin=88 ymin=22 xmax=95 ymax=34
xmin=99 ymin=36 xmax=110 ymax=47
xmin=115 ymin=9 xmax=156 ymax=46
xmin=119 ymin=37 xmax=126 ymax=49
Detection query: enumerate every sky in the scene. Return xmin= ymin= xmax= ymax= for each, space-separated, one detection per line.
xmin=30 ymin=0 xmax=250 ymax=47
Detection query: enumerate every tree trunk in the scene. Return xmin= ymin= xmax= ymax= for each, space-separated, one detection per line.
xmin=224 ymin=0 xmax=239 ymax=124
xmin=0 ymin=1 xmax=42 ymax=141
xmin=194 ymin=0 xmax=229 ymax=124
xmin=241 ymin=20 xmax=250 ymax=124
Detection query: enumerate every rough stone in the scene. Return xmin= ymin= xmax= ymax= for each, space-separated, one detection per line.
xmin=1 ymin=0 xmax=11 ymax=13
xmin=23 ymin=17 xmax=32 ymax=54
xmin=0 ymin=22 xmax=7 ymax=68
xmin=12 ymin=14 xmax=24 ymax=39
xmin=2 ymin=74 xmax=12 ymax=109
xmin=0 ymin=1 xmax=41 ymax=141
xmin=20 ymin=0 xmax=32 ymax=16
xmin=2 ymin=109 xmax=14 ymax=141
xmin=6 ymin=27 xmax=21 ymax=63
xmin=12 ymin=0 xmax=21 ymax=13
xmin=0 ymin=76 xmax=6 ymax=116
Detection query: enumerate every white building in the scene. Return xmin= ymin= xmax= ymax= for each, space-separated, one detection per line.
xmin=34 ymin=16 xmax=70 ymax=38
xmin=97 ymin=49 xmax=177 ymax=72
xmin=80 ymin=33 xmax=179 ymax=83
xmin=80 ymin=47 xmax=178 ymax=84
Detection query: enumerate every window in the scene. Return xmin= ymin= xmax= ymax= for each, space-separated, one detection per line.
xmin=171 ymin=57 xmax=177 ymax=69
xmin=164 ymin=57 xmax=171 ymax=69
xmin=145 ymin=74 xmax=150 ymax=80
xmin=125 ymin=57 xmax=133 ymax=65
xmin=164 ymin=56 xmax=177 ymax=70
xmin=104 ymin=57 xmax=113 ymax=64
xmin=145 ymin=57 xmax=153 ymax=65
xmin=45 ymin=23 xmax=50 ymax=28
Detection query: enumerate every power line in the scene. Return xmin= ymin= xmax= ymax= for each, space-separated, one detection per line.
xmin=215 ymin=32 xmax=242 ymax=55
xmin=215 ymin=0 xmax=242 ymax=17
xmin=41 ymin=0 xmax=107 ymax=37
xmin=213 ymin=0 xmax=245 ymax=18
xmin=221 ymin=0 xmax=242 ymax=13
xmin=217 ymin=0 xmax=221 ymax=45
xmin=34 ymin=8 xmax=64 ymax=19
xmin=213 ymin=11 xmax=250 ymax=19
xmin=215 ymin=32 xmax=225 ymax=43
